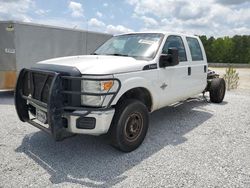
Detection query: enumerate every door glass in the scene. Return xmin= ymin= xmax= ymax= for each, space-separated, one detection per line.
xmin=186 ymin=37 xmax=204 ymax=61
xmin=162 ymin=35 xmax=187 ymax=62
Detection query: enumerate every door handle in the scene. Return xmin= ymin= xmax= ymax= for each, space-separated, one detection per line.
xmin=188 ymin=67 xmax=191 ymax=76
xmin=204 ymin=65 xmax=207 ymax=73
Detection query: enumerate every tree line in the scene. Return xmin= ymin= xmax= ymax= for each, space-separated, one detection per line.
xmin=199 ymin=35 xmax=250 ymax=64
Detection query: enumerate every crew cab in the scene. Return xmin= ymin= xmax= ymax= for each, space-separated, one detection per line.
xmin=15 ymin=32 xmax=226 ymax=152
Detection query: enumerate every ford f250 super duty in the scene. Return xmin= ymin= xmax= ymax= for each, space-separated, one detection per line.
xmin=15 ymin=32 xmax=226 ymax=152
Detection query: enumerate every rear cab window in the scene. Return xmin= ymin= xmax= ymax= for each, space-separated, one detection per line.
xmin=186 ymin=37 xmax=204 ymax=61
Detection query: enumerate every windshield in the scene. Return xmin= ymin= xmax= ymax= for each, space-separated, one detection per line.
xmin=94 ymin=33 xmax=164 ymax=60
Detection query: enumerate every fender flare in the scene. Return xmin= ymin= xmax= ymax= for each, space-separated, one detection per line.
xmin=112 ymin=76 xmax=158 ymax=111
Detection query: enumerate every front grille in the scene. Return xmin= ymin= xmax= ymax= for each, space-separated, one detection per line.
xmin=22 ymin=71 xmax=54 ymax=103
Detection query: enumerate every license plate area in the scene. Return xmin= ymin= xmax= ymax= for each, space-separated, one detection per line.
xmin=36 ymin=108 xmax=48 ymax=124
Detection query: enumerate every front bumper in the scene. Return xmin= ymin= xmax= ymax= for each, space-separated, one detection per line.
xmin=15 ymin=68 xmax=120 ymax=140
xmin=65 ymin=109 xmax=115 ymax=135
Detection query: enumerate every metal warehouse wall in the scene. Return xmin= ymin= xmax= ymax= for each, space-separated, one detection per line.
xmin=0 ymin=22 xmax=17 ymax=89
xmin=13 ymin=22 xmax=112 ymax=71
xmin=0 ymin=21 xmax=112 ymax=89
xmin=0 ymin=22 xmax=16 ymax=71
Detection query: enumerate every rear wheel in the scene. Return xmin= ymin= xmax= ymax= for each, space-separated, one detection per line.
xmin=109 ymin=99 xmax=149 ymax=152
xmin=209 ymin=78 xmax=226 ymax=103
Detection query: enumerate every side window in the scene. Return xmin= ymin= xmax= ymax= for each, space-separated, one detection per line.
xmin=186 ymin=37 xmax=203 ymax=61
xmin=162 ymin=35 xmax=187 ymax=62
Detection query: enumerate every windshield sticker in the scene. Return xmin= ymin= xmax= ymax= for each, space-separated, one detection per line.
xmin=138 ymin=39 xmax=156 ymax=45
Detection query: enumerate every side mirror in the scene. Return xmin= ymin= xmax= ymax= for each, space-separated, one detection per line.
xmin=159 ymin=48 xmax=179 ymax=68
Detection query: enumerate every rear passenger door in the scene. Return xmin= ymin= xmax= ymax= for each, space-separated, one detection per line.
xmin=185 ymin=37 xmax=207 ymax=95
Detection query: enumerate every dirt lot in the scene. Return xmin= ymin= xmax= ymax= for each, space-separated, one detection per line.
xmin=0 ymin=90 xmax=250 ymax=187
xmin=210 ymin=67 xmax=250 ymax=91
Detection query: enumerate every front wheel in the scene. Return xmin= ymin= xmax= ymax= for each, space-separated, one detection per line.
xmin=109 ymin=99 xmax=149 ymax=152
xmin=209 ymin=78 xmax=226 ymax=103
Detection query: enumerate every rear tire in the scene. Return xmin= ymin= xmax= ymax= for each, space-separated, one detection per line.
xmin=109 ymin=99 xmax=149 ymax=152
xmin=209 ymin=78 xmax=226 ymax=103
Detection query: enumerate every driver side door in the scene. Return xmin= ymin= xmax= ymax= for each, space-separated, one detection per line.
xmin=158 ymin=35 xmax=190 ymax=108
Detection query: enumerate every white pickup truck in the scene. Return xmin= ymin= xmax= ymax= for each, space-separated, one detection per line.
xmin=15 ymin=32 xmax=226 ymax=152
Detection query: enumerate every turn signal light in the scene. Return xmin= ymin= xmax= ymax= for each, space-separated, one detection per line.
xmin=102 ymin=81 xmax=114 ymax=91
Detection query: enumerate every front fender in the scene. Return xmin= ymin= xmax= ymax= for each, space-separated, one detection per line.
xmin=112 ymin=71 xmax=159 ymax=111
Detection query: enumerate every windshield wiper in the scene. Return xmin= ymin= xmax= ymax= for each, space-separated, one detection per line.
xmin=91 ymin=52 xmax=99 ymax=55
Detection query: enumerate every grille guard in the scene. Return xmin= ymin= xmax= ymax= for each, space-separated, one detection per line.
xmin=15 ymin=68 xmax=121 ymax=141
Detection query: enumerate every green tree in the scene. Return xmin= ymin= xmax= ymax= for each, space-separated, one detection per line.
xmin=199 ymin=35 xmax=250 ymax=64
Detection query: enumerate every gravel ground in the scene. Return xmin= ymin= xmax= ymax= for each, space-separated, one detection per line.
xmin=0 ymin=90 xmax=250 ymax=188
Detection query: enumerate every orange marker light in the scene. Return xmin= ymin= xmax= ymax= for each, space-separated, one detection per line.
xmin=102 ymin=81 xmax=114 ymax=91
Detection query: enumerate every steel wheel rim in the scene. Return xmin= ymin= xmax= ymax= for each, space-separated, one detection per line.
xmin=124 ymin=112 xmax=143 ymax=142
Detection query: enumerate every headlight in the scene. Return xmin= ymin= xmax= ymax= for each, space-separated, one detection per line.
xmin=81 ymin=79 xmax=114 ymax=107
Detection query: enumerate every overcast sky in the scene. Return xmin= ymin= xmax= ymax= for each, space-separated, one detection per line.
xmin=0 ymin=0 xmax=249 ymax=37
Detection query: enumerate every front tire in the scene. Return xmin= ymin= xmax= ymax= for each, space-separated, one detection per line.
xmin=109 ymin=99 xmax=149 ymax=152
xmin=209 ymin=78 xmax=226 ymax=103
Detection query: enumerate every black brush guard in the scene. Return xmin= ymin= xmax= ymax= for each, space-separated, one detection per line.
xmin=15 ymin=68 xmax=121 ymax=141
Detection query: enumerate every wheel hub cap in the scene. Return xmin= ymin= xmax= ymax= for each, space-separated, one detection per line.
xmin=124 ymin=112 xmax=143 ymax=142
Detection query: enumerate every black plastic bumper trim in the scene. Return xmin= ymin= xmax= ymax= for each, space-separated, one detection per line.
xmin=76 ymin=117 xmax=96 ymax=129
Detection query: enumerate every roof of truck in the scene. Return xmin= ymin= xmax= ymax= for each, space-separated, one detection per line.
xmin=115 ymin=31 xmax=200 ymax=39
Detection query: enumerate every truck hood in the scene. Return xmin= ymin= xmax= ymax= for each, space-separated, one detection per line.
xmin=35 ymin=55 xmax=149 ymax=74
